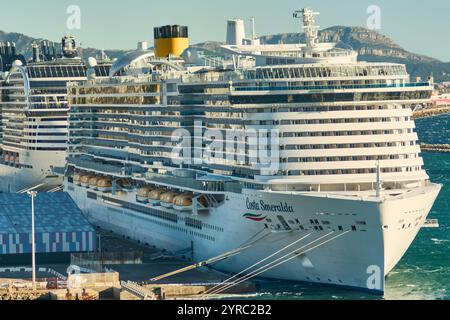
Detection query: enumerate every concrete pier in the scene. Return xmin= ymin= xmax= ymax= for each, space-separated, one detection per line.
xmin=420 ymin=143 xmax=450 ymax=153
xmin=0 ymin=230 xmax=257 ymax=300
xmin=413 ymin=106 xmax=450 ymax=119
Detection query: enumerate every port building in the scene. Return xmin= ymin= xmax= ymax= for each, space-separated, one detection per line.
xmin=0 ymin=192 xmax=96 ymax=264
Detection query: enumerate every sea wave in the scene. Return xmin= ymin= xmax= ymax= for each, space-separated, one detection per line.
xmin=431 ymin=238 xmax=450 ymax=244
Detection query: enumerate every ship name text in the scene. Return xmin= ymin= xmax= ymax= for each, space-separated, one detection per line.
xmin=246 ymin=198 xmax=294 ymax=213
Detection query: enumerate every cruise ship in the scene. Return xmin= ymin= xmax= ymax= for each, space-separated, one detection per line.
xmin=0 ymin=35 xmax=111 ymax=192
xmin=64 ymin=9 xmax=441 ymax=293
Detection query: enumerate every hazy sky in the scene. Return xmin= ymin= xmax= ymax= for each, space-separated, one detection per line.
xmin=1 ymin=0 xmax=449 ymax=61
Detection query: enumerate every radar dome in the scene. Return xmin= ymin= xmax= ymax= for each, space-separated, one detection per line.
xmin=182 ymin=47 xmax=200 ymax=64
xmin=87 ymin=57 xmax=98 ymax=68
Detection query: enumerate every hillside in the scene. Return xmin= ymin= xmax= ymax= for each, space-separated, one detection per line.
xmin=2 ymin=26 xmax=449 ymax=82
xmin=194 ymin=26 xmax=450 ymax=82
xmin=0 ymin=31 xmax=129 ymax=61
xmin=257 ymin=26 xmax=450 ymax=82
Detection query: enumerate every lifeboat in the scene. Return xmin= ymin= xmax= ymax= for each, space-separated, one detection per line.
xmin=136 ymin=187 xmax=155 ymax=203
xmin=73 ymin=172 xmax=83 ymax=186
xmin=4 ymin=154 xmax=10 ymax=162
xmin=97 ymin=178 xmax=113 ymax=192
xmin=80 ymin=174 xmax=94 ymax=188
xmin=173 ymin=195 xmax=208 ymax=212
xmin=160 ymin=191 xmax=179 ymax=209
xmin=148 ymin=188 xmax=167 ymax=206
xmin=173 ymin=194 xmax=193 ymax=211
xmin=89 ymin=176 xmax=101 ymax=190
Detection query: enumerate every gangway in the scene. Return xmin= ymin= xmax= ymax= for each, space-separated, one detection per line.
xmin=18 ymin=183 xmax=45 ymax=194
xmin=121 ymin=281 xmax=155 ymax=300
xmin=48 ymin=185 xmax=63 ymax=193
xmin=149 ymin=245 xmax=253 ymax=282
xmin=18 ymin=183 xmax=63 ymax=194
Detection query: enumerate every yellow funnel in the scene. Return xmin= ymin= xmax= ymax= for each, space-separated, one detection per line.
xmin=154 ymin=25 xmax=189 ymax=58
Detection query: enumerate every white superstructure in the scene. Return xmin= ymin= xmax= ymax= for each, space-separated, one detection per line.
xmin=0 ymin=36 xmax=111 ymax=192
xmin=64 ymin=9 xmax=441 ymax=293
xmin=226 ymin=19 xmax=246 ymax=45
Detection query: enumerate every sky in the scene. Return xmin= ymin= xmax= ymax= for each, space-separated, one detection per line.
xmin=1 ymin=0 xmax=449 ymax=61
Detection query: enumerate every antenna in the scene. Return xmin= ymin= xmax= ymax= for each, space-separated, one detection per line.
xmin=250 ymin=17 xmax=256 ymax=41
xmin=293 ymin=8 xmax=320 ymax=50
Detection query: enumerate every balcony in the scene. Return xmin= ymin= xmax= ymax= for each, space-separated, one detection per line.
xmin=233 ymin=82 xmax=431 ymax=92
xmin=69 ymin=157 xmax=127 ymax=175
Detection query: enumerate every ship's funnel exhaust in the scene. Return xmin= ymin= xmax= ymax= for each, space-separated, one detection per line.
xmin=226 ymin=19 xmax=246 ymax=45
xmin=154 ymin=25 xmax=189 ymax=58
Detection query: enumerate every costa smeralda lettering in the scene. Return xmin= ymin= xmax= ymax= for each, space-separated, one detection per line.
xmin=246 ymin=198 xmax=294 ymax=213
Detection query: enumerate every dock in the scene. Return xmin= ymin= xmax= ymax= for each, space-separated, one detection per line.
xmin=0 ymin=262 xmax=256 ymax=300
xmin=0 ymin=229 xmax=256 ymax=300
xmin=420 ymin=143 xmax=450 ymax=153
xmin=413 ymin=106 xmax=450 ymax=119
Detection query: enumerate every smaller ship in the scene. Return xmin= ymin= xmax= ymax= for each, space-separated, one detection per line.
xmin=0 ymin=35 xmax=111 ymax=193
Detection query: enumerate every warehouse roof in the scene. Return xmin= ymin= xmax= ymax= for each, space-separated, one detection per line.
xmin=0 ymin=192 xmax=94 ymax=235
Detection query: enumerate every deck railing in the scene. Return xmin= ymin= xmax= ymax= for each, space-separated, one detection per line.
xmin=233 ymin=82 xmax=431 ymax=92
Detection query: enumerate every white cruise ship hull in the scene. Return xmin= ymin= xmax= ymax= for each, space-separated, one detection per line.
xmin=66 ymin=181 xmax=441 ymax=293
xmin=0 ymin=150 xmax=65 ymax=193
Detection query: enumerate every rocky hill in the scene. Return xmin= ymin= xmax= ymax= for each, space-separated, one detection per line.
xmin=258 ymin=26 xmax=450 ymax=82
xmin=194 ymin=26 xmax=450 ymax=82
xmin=2 ymin=26 xmax=449 ymax=82
xmin=0 ymin=31 xmax=129 ymax=62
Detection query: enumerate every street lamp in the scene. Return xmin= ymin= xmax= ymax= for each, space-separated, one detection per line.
xmin=27 ymin=191 xmax=37 ymax=291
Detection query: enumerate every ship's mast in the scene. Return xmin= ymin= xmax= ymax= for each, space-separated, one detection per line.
xmin=293 ymin=8 xmax=320 ymax=51
xmin=250 ymin=17 xmax=256 ymax=42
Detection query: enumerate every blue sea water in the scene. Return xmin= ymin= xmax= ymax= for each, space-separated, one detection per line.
xmin=241 ymin=114 xmax=450 ymax=300
xmin=415 ymin=114 xmax=450 ymax=145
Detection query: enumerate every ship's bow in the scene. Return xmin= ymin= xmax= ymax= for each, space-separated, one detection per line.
xmin=380 ymin=183 xmax=441 ymax=275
